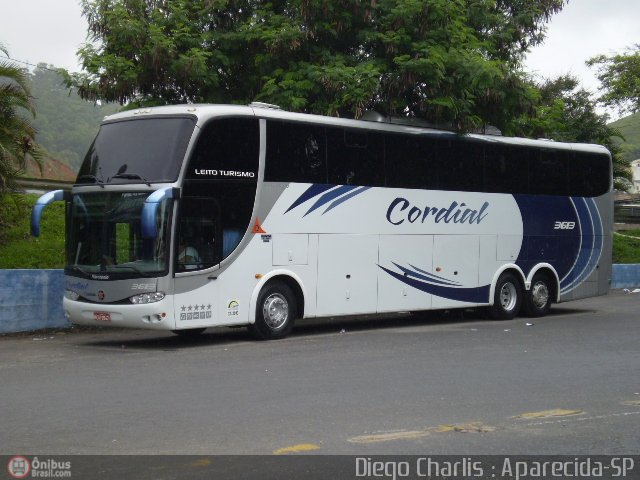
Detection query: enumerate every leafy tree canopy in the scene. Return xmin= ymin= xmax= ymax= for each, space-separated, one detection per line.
xmin=67 ymin=0 xmax=566 ymax=132
xmin=588 ymin=44 xmax=640 ymax=115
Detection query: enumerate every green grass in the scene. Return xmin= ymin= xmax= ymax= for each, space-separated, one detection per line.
xmin=2 ymin=193 xmax=640 ymax=268
xmin=613 ymin=230 xmax=640 ymax=264
xmin=0 ymin=194 xmax=65 ymax=269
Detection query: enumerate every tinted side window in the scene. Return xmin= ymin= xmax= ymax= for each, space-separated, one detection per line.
xmin=531 ymin=149 xmax=569 ymax=195
xmin=326 ymin=127 xmax=385 ymax=186
xmin=485 ymin=145 xmax=529 ymax=194
xmin=569 ymin=152 xmax=611 ymax=197
xmin=437 ymin=139 xmax=484 ymax=192
xmin=186 ymin=117 xmax=259 ymax=180
xmin=386 ymin=133 xmax=438 ymax=189
xmin=265 ymin=121 xmax=326 ymax=183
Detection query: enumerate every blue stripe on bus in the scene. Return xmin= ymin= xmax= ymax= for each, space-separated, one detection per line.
xmin=286 ymin=183 xmax=371 ymax=216
xmin=512 ymin=195 xmax=603 ymax=295
xmin=392 ymin=263 xmax=463 ymax=287
xmin=560 ymin=197 xmax=603 ymax=294
xmin=514 ymin=195 xmax=581 ymax=280
xmin=285 ymin=184 xmax=336 ymax=213
xmin=379 ymin=264 xmax=489 ymax=303
xmin=322 ymin=186 xmax=371 ymax=214
xmin=303 ymin=185 xmax=360 ymax=217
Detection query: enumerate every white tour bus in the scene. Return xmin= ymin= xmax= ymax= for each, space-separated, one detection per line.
xmin=32 ymin=103 xmax=612 ymax=339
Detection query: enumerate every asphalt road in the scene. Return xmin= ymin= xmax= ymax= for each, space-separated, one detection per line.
xmin=1 ymin=291 xmax=639 ymax=459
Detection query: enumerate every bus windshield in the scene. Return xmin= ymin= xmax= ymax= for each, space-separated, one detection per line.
xmin=66 ymin=192 xmax=172 ymax=278
xmin=77 ymin=116 xmax=196 ymax=185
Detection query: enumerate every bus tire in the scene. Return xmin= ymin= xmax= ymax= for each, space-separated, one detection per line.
xmin=522 ymin=272 xmax=553 ymax=317
xmin=172 ymin=327 xmax=206 ymax=337
xmin=489 ymin=273 xmax=522 ymax=320
xmin=250 ymin=281 xmax=296 ymax=340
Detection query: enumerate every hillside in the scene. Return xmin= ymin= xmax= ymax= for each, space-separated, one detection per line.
xmin=29 ymin=64 xmax=119 ymax=177
xmin=610 ymin=112 xmax=640 ymax=161
xmin=23 ymin=156 xmax=77 ymax=182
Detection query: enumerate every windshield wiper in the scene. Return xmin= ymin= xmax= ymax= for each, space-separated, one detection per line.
xmin=110 ymin=264 xmax=153 ymax=277
xmin=67 ymin=265 xmax=93 ymax=276
xmin=76 ymin=174 xmax=105 ymax=188
xmin=109 ymin=173 xmax=151 ymax=186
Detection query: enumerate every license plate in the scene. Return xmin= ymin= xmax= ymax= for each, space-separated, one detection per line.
xmin=94 ymin=311 xmax=111 ymax=322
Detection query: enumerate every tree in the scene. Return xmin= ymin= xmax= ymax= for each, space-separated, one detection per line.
xmin=588 ymin=44 xmax=640 ymax=115
xmin=515 ymin=75 xmax=631 ymax=191
xmin=0 ymin=43 xmax=42 ymax=195
xmin=67 ymin=0 xmax=565 ymax=132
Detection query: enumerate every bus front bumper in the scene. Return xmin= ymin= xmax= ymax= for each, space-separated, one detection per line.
xmin=63 ymin=296 xmax=176 ymax=330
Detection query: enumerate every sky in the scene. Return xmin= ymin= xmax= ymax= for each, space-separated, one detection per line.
xmin=1 ymin=0 xmax=638 ymax=96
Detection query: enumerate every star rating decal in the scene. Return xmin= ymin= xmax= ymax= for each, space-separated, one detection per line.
xmin=179 ymin=303 xmax=213 ymax=321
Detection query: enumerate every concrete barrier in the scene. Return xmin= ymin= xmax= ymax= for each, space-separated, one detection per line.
xmin=0 ymin=270 xmax=68 ymax=334
xmin=611 ymin=264 xmax=640 ymax=289
xmin=1 ymin=265 xmax=639 ymax=334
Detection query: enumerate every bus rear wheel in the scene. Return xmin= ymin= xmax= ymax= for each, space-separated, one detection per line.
xmin=249 ymin=281 xmax=296 ymax=340
xmin=522 ymin=272 xmax=553 ymax=317
xmin=489 ymin=273 xmax=522 ymax=320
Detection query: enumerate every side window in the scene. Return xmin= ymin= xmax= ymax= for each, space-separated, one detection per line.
xmin=326 ymin=127 xmax=385 ymax=186
xmin=265 ymin=121 xmax=326 ymax=183
xmin=532 ymin=149 xmax=569 ymax=195
xmin=569 ymin=152 xmax=611 ymax=197
xmin=386 ymin=133 xmax=438 ymax=189
xmin=485 ymin=145 xmax=529 ymax=194
xmin=437 ymin=139 xmax=484 ymax=192
xmin=186 ymin=117 xmax=259 ymax=180
xmin=180 ymin=117 xmax=260 ymax=270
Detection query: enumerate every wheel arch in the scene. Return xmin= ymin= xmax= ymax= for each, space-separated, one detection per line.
xmin=526 ymin=263 xmax=560 ymax=303
xmin=488 ymin=264 xmax=526 ymax=306
xmin=248 ymin=270 xmax=306 ymax=324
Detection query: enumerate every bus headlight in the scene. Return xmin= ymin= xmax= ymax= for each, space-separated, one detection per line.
xmin=130 ymin=292 xmax=165 ymax=304
xmin=64 ymin=290 xmax=80 ymax=301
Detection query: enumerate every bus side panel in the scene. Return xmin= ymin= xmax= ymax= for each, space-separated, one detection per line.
xmin=559 ymin=193 xmax=612 ymax=302
xmin=431 ymin=234 xmax=481 ymax=309
xmin=377 ymin=235 xmax=433 ymax=313
xmin=173 ymin=276 xmax=221 ymax=328
xmin=316 ymin=234 xmax=378 ymax=316
xmin=479 ymin=234 xmax=499 ymax=302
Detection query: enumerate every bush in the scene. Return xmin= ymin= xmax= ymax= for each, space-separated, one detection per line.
xmin=0 ymin=194 xmax=65 ymax=269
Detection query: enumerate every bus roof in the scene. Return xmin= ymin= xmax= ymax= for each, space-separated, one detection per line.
xmin=103 ymin=103 xmax=611 ymax=157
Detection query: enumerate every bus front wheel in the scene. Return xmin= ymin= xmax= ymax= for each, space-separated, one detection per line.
xmin=489 ymin=273 xmax=522 ymax=320
xmin=250 ymin=281 xmax=296 ymax=340
xmin=522 ymin=272 xmax=553 ymax=317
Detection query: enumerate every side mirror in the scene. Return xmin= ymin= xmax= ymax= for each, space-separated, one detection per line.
xmin=141 ymin=187 xmax=180 ymax=239
xmin=31 ymin=190 xmax=67 ymax=237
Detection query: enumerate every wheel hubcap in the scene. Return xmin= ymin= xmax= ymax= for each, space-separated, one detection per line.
xmin=500 ymin=282 xmax=517 ymax=311
xmin=262 ymin=293 xmax=289 ymax=330
xmin=531 ymin=281 xmax=549 ymax=309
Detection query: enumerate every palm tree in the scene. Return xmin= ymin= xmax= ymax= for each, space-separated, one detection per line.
xmin=0 ymin=42 xmax=41 ymax=194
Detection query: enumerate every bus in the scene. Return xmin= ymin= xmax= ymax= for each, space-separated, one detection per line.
xmin=31 ymin=103 xmax=612 ymax=339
